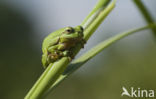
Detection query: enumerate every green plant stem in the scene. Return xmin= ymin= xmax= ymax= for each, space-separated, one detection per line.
xmin=25 ymin=0 xmax=115 ymax=98
xmin=47 ymin=23 xmax=156 ymax=93
xmin=25 ymin=57 xmax=69 ymax=99
xmin=133 ymin=0 xmax=156 ymax=36
xmin=81 ymin=0 xmax=110 ymax=29
xmin=82 ymin=0 xmax=116 ymax=40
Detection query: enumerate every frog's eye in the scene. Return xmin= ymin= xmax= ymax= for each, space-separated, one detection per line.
xmin=65 ymin=27 xmax=74 ymax=33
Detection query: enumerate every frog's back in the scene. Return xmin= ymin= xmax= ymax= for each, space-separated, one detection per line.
xmin=42 ymin=28 xmax=65 ymax=52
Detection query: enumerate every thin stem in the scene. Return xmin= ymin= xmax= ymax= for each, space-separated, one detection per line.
xmin=25 ymin=0 xmax=115 ymax=98
xmin=47 ymin=23 xmax=156 ymax=93
xmin=133 ymin=0 xmax=156 ymax=36
xmin=84 ymin=0 xmax=116 ymax=41
xmin=81 ymin=0 xmax=110 ymax=29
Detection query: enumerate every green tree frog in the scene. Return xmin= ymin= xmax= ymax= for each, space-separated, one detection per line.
xmin=42 ymin=26 xmax=85 ymax=68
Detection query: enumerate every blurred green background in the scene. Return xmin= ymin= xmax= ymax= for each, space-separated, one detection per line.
xmin=0 ymin=0 xmax=156 ymax=99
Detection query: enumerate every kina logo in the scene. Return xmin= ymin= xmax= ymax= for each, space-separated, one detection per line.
xmin=121 ymin=86 xmax=155 ymax=98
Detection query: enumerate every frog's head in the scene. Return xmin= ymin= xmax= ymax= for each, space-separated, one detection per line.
xmin=63 ymin=26 xmax=83 ymax=38
xmin=59 ymin=26 xmax=84 ymax=44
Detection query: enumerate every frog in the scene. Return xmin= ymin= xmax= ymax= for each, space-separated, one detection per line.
xmin=42 ymin=26 xmax=85 ymax=68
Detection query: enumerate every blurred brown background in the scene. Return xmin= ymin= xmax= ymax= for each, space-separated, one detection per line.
xmin=0 ymin=0 xmax=156 ymax=99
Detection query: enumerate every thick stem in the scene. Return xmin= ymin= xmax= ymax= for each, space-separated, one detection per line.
xmin=25 ymin=58 xmax=69 ymax=99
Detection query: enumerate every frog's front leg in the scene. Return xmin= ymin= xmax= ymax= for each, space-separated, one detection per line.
xmin=48 ymin=45 xmax=59 ymax=52
xmin=48 ymin=43 xmax=68 ymax=52
xmin=47 ymin=44 xmax=68 ymax=58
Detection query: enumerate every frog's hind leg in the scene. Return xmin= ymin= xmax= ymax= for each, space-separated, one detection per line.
xmin=42 ymin=52 xmax=49 ymax=68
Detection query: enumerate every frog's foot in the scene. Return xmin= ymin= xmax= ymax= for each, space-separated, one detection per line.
xmin=62 ymin=50 xmax=72 ymax=61
xmin=48 ymin=52 xmax=59 ymax=62
xmin=62 ymin=50 xmax=70 ymax=56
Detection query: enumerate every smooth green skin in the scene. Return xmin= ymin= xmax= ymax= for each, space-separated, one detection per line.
xmin=42 ymin=26 xmax=84 ymax=68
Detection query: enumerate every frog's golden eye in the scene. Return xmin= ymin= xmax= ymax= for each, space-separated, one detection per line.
xmin=65 ymin=27 xmax=74 ymax=33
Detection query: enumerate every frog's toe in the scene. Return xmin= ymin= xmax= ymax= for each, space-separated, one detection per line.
xmin=62 ymin=50 xmax=70 ymax=56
